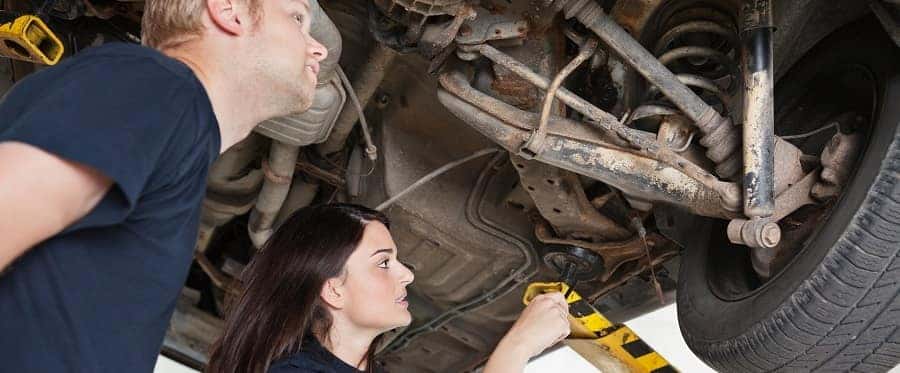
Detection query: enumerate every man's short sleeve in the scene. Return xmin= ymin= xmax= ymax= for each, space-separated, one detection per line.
xmin=0 ymin=54 xmax=198 ymax=224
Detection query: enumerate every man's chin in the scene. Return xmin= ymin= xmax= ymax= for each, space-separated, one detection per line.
xmin=275 ymin=96 xmax=313 ymax=118
xmin=297 ymin=99 xmax=313 ymax=113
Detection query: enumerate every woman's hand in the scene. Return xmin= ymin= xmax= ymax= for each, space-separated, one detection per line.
xmin=483 ymin=292 xmax=571 ymax=373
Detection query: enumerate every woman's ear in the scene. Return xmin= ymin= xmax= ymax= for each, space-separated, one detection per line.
xmin=205 ymin=0 xmax=249 ymax=36
xmin=320 ymin=278 xmax=346 ymax=309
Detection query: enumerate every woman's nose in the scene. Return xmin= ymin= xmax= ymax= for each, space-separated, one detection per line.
xmin=400 ymin=262 xmax=415 ymax=285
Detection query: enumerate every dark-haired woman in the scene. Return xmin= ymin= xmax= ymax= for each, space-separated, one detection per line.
xmin=207 ymin=203 xmax=570 ymax=373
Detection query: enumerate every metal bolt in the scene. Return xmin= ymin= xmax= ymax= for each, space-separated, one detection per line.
xmin=760 ymin=222 xmax=781 ymax=248
xmin=375 ymin=92 xmax=391 ymax=108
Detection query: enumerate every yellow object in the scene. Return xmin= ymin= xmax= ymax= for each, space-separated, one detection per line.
xmin=524 ymin=282 xmax=677 ymax=373
xmin=0 ymin=15 xmax=64 ymax=65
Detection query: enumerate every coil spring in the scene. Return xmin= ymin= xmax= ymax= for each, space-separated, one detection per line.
xmin=629 ymin=6 xmax=742 ymax=178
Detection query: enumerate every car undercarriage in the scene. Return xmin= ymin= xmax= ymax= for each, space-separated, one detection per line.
xmin=3 ymin=0 xmax=900 ymax=371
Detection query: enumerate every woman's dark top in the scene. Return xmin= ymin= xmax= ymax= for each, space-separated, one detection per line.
xmin=268 ymin=337 xmax=365 ymax=373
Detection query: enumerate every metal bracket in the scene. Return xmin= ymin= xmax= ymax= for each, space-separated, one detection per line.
xmin=727 ymin=170 xmax=819 ymax=248
xmin=454 ymin=6 xmax=528 ymax=46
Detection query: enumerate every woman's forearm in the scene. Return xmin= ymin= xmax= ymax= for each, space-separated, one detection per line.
xmin=482 ymin=337 xmax=531 ymax=373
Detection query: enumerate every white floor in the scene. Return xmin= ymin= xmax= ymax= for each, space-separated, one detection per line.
xmin=154 ymin=355 xmax=197 ymax=373
xmin=622 ymin=304 xmax=716 ymax=372
xmin=155 ymin=304 xmax=900 ymax=372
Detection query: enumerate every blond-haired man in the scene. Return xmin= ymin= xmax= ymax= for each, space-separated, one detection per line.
xmin=0 ymin=0 xmax=326 ymax=371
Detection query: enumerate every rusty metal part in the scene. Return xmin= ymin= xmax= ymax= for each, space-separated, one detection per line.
xmin=585 ymin=245 xmax=678 ymax=305
xmin=727 ymin=217 xmax=781 ymax=249
xmin=653 ymin=20 xmax=738 ymax=56
xmin=610 ymin=0 xmax=665 ymax=36
xmin=454 ymin=5 xmax=528 ymax=46
xmin=657 ymin=116 xmax=695 ymax=152
xmin=548 ymin=0 xmax=742 ymax=179
xmin=535 ymin=220 xmax=680 ymax=305
xmin=627 ymin=104 xmax=678 ymax=124
xmin=438 ymin=70 xmax=741 ymax=216
xmin=744 ymin=170 xmax=821 ymax=276
xmin=461 ymin=43 xmax=636 ymax=141
xmin=741 ymin=0 xmax=776 ymax=218
xmin=812 ymin=131 xmax=863 ymax=200
xmin=296 ymin=157 xmax=346 ymax=188
xmin=773 ymin=138 xmax=806 ymax=197
xmin=458 ymin=44 xmax=742 ymax=210
xmin=317 ymin=45 xmax=397 ymax=155
xmin=523 ymin=38 xmax=599 ymax=158
xmin=773 ymin=170 xmax=818 ymax=221
xmin=491 ymin=65 xmax=540 ymax=109
xmin=728 ymin=169 xmax=819 ymax=249
xmin=535 ymin=221 xmax=668 ymax=283
xmin=419 ymin=5 xmax=475 ymax=57
xmin=375 ymin=0 xmax=464 ymax=19
xmin=438 ymin=72 xmax=733 ymax=217
xmin=512 ymin=156 xmax=630 ymax=241
xmin=645 ymin=74 xmax=732 ymax=110
xmin=646 ymin=16 xmax=741 ymax=110
xmin=248 ymin=141 xmax=300 ymax=247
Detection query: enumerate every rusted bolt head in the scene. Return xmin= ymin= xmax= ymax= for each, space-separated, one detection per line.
xmin=760 ymin=222 xmax=781 ymax=248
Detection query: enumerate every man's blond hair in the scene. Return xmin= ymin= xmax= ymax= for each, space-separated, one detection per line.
xmin=141 ymin=0 xmax=261 ymax=49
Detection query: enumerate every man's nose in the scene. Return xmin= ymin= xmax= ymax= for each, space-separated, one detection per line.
xmin=309 ymin=37 xmax=327 ymax=62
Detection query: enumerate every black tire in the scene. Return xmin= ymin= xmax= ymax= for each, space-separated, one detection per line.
xmin=677 ymin=18 xmax=900 ymax=373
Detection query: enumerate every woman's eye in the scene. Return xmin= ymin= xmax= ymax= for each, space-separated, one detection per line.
xmin=378 ymin=259 xmax=390 ymax=269
xmin=294 ymin=15 xmax=304 ymax=25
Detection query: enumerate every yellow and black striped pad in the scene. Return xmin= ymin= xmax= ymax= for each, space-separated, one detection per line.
xmin=524 ymin=282 xmax=677 ymax=373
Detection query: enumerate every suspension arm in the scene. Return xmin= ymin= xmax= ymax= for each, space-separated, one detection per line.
xmin=546 ymin=0 xmax=741 ymax=179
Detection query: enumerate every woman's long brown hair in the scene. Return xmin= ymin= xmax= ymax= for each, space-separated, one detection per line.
xmin=206 ymin=203 xmax=390 ymax=373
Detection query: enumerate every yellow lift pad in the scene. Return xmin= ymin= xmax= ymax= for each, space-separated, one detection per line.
xmin=0 ymin=15 xmax=64 ymax=65
xmin=524 ymin=282 xmax=677 ymax=373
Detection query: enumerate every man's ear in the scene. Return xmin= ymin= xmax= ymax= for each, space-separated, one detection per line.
xmin=206 ymin=0 xmax=249 ymax=36
xmin=320 ymin=278 xmax=346 ymax=309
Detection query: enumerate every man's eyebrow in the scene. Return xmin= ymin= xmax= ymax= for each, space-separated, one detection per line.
xmin=370 ymin=248 xmax=395 ymax=257
xmin=294 ymin=0 xmax=310 ymax=12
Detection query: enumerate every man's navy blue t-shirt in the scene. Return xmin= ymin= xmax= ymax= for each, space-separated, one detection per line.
xmin=0 ymin=43 xmax=220 ymax=372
